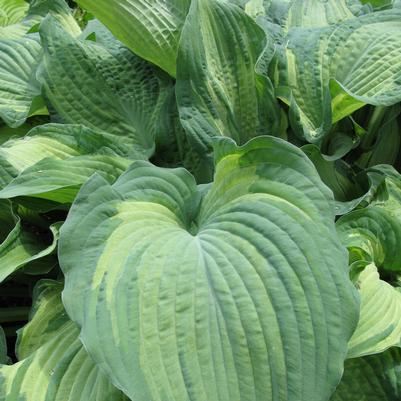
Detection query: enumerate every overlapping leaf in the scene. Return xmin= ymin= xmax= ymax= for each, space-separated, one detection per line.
xmin=0 ymin=0 xmax=82 ymax=128
xmin=0 ymin=0 xmax=81 ymax=39
xmin=59 ymin=136 xmax=358 ymax=401
xmin=0 ymin=36 xmax=43 ymax=127
xmin=0 ymin=280 xmax=129 ymax=401
xmin=76 ymin=0 xmax=191 ymax=76
xmin=254 ymin=1 xmax=401 ymax=142
xmin=355 ymin=105 xmax=401 ymax=168
xmin=331 ymin=347 xmax=401 ymax=401
xmin=0 ymin=0 xmax=28 ymax=28
xmin=336 ymin=166 xmax=401 ymax=357
xmin=0 ymin=155 xmax=130 ymax=203
xmin=0 ymin=200 xmax=59 ymax=283
xmin=263 ymin=0 xmax=360 ymax=30
xmin=38 ymin=16 xmax=174 ymax=159
xmin=337 ymin=166 xmax=401 ymax=271
xmin=0 ymin=123 xmax=132 ymax=203
xmin=347 ymin=264 xmax=401 ymax=358
xmin=176 ymin=0 xmax=280 ymax=156
xmin=302 ymin=144 xmax=366 ymax=214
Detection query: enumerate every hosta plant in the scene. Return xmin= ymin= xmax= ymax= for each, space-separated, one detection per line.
xmin=0 ymin=1 xmax=401 ymax=401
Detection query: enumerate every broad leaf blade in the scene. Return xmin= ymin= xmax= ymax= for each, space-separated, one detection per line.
xmin=0 ymin=36 xmax=42 ymax=127
xmin=177 ymin=0 xmax=280 ymax=154
xmin=38 ymin=16 xmax=173 ymax=159
xmin=0 ymin=155 xmax=131 ymax=203
xmin=0 ymin=123 xmax=126 ymax=188
xmin=59 ymin=136 xmax=359 ymax=401
xmin=265 ymin=0 xmax=358 ymax=30
xmin=347 ymin=264 xmax=401 ymax=358
xmin=0 ymin=0 xmax=28 ymax=27
xmin=76 ymin=0 xmax=191 ymax=76
xmin=280 ymin=9 xmax=401 ymax=142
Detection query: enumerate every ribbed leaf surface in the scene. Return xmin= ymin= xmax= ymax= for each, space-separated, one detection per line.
xmin=38 ymin=16 xmax=173 ymax=159
xmin=347 ymin=264 xmax=401 ymax=358
xmin=177 ymin=0 xmax=280 ymax=154
xmin=76 ymin=0 xmax=191 ymax=76
xmin=59 ymin=136 xmax=359 ymax=401
xmin=0 ymin=37 xmax=42 ymax=127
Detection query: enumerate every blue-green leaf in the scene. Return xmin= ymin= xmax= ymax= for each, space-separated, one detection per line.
xmin=59 ymin=136 xmax=358 ymax=401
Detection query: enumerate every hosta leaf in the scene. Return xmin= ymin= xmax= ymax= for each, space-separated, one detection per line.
xmin=0 ymin=123 xmax=129 ymax=188
xmin=336 ymin=166 xmax=401 ymax=271
xmin=16 ymin=280 xmax=68 ymax=359
xmin=59 ymin=136 xmax=359 ymax=401
xmin=0 ymin=200 xmax=59 ymax=283
xmin=336 ymin=167 xmax=401 ymax=357
xmin=177 ymin=0 xmax=280 ymax=155
xmin=0 ymin=123 xmax=33 ymax=145
xmin=76 ymin=0 xmax=191 ymax=76
xmin=0 ymin=280 xmax=129 ymax=401
xmin=28 ymin=0 xmax=81 ymax=37
xmin=0 ymin=155 xmax=131 ymax=203
xmin=278 ymin=9 xmax=401 ymax=142
xmin=337 ymin=207 xmax=398 ymax=267
xmin=38 ymin=16 xmax=173 ymax=159
xmin=0 ymin=36 xmax=42 ymax=127
xmin=331 ymin=347 xmax=401 ymax=401
xmin=0 ymin=0 xmax=81 ymax=39
xmin=347 ymin=264 xmax=401 ymax=358
xmin=264 ymin=0 xmax=358 ymax=30
xmin=0 ymin=0 xmax=28 ymax=27
xmin=0 ymin=1 xmax=81 ymax=125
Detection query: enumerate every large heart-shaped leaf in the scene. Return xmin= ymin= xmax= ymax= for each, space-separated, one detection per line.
xmin=76 ymin=0 xmax=191 ymax=76
xmin=38 ymin=16 xmax=174 ymax=159
xmin=176 ymin=0 xmax=280 ymax=155
xmin=59 ymin=136 xmax=359 ymax=401
xmin=0 ymin=280 xmax=129 ymax=401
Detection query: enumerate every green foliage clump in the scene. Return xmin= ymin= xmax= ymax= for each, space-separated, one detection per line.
xmin=1 ymin=1 xmax=401 ymax=400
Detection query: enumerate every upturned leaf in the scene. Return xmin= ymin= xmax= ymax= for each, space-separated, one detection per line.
xmin=59 ymin=136 xmax=359 ymax=401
